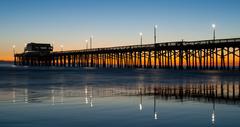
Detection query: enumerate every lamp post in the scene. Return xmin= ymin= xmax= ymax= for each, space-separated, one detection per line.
xmin=12 ymin=45 xmax=16 ymax=65
xmin=52 ymin=42 xmax=54 ymax=51
xmin=86 ymin=40 xmax=88 ymax=49
xmin=139 ymin=32 xmax=143 ymax=45
xmin=12 ymin=45 xmax=16 ymax=55
xmin=60 ymin=45 xmax=64 ymax=52
xmin=212 ymin=24 xmax=216 ymax=41
xmin=154 ymin=25 xmax=158 ymax=44
xmin=90 ymin=36 xmax=93 ymax=49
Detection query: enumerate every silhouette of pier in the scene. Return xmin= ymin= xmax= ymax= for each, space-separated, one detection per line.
xmin=14 ymin=38 xmax=240 ymax=70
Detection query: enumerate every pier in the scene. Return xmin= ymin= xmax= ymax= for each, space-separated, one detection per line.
xmin=14 ymin=38 xmax=240 ymax=70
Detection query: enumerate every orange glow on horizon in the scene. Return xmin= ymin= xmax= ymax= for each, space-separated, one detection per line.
xmin=0 ymin=51 xmax=14 ymax=61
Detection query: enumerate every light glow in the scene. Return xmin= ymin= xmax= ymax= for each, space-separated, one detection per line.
xmin=139 ymin=104 xmax=142 ymax=111
xmin=154 ymin=112 xmax=158 ymax=120
xmin=212 ymin=24 xmax=216 ymax=29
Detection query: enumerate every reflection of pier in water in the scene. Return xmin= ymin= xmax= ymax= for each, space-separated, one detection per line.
xmin=139 ymin=83 xmax=240 ymax=104
xmin=0 ymin=83 xmax=239 ymax=125
xmin=0 ymin=83 xmax=239 ymax=105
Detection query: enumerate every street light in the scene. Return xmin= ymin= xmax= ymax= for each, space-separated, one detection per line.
xmin=90 ymin=36 xmax=93 ymax=49
xmin=212 ymin=24 xmax=216 ymax=40
xmin=52 ymin=42 xmax=54 ymax=51
xmin=154 ymin=25 xmax=158 ymax=44
xmin=85 ymin=40 xmax=88 ymax=49
xmin=60 ymin=45 xmax=64 ymax=52
xmin=139 ymin=32 xmax=143 ymax=45
xmin=12 ymin=45 xmax=16 ymax=55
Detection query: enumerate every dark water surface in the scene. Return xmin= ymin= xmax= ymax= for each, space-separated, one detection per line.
xmin=0 ymin=63 xmax=240 ymax=127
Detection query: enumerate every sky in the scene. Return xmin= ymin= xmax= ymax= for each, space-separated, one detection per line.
xmin=0 ymin=0 xmax=240 ymax=60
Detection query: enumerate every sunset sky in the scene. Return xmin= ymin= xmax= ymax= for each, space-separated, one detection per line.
xmin=0 ymin=0 xmax=240 ymax=60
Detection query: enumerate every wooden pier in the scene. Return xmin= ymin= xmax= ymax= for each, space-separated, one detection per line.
xmin=14 ymin=38 xmax=240 ymax=70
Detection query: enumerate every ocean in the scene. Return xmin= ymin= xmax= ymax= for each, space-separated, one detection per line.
xmin=0 ymin=62 xmax=240 ymax=127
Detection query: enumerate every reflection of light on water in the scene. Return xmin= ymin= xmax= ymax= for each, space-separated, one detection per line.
xmin=90 ymin=101 xmax=93 ymax=107
xmin=11 ymin=65 xmax=17 ymax=68
xmin=154 ymin=112 xmax=158 ymax=120
xmin=153 ymin=89 xmax=158 ymax=120
xmin=139 ymin=88 xmax=143 ymax=111
xmin=12 ymin=88 xmax=16 ymax=103
xmin=85 ymin=97 xmax=89 ymax=104
xmin=85 ymin=87 xmax=88 ymax=94
xmin=90 ymin=96 xmax=93 ymax=108
xmin=84 ymin=86 xmax=94 ymax=107
xmin=139 ymin=104 xmax=142 ymax=111
xmin=24 ymin=89 xmax=28 ymax=103
xmin=61 ymin=87 xmax=64 ymax=104
xmin=85 ymin=86 xmax=88 ymax=104
xmin=211 ymin=100 xmax=216 ymax=126
xmin=51 ymin=89 xmax=55 ymax=105
xmin=3 ymin=83 xmax=234 ymax=124
xmin=90 ymin=88 xmax=94 ymax=108
xmin=212 ymin=111 xmax=215 ymax=125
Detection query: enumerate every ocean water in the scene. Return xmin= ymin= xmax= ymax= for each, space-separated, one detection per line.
xmin=0 ymin=63 xmax=240 ymax=127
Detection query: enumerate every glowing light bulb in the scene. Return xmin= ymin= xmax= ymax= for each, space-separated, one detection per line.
xmin=212 ymin=24 xmax=216 ymax=29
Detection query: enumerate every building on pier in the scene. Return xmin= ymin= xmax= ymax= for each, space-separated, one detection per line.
xmin=14 ymin=42 xmax=53 ymax=66
xmin=24 ymin=42 xmax=53 ymax=53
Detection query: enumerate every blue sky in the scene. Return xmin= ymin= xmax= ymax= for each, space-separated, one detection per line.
xmin=0 ymin=0 xmax=240 ymax=60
